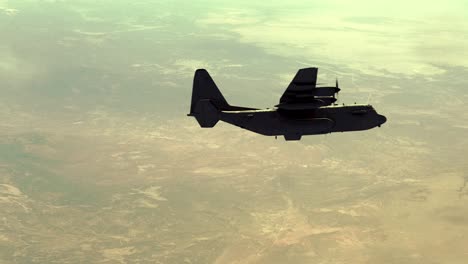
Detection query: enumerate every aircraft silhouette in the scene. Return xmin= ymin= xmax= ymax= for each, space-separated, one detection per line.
xmin=188 ymin=67 xmax=386 ymax=140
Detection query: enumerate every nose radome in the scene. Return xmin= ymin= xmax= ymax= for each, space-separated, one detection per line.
xmin=378 ymin=115 xmax=387 ymax=125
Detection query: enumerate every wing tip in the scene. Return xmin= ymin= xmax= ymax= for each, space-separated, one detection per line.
xmin=293 ymin=67 xmax=318 ymax=84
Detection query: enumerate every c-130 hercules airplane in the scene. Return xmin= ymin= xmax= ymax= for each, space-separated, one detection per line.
xmin=188 ymin=67 xmax=386 ymax=141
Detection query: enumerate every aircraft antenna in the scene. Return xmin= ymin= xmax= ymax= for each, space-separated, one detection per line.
xmin=366 ymin=93 xmax=373 ymax=105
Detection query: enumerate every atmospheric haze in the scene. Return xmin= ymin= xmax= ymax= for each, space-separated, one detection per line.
xmin=1 ymin=0 xmax=468 ymax=263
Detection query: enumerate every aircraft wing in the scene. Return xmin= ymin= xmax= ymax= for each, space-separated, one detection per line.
xmin=279 ymin=67 xmax=318 ymax=104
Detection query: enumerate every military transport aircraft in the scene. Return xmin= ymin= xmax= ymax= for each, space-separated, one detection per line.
xmin=188 ymin=67 xmax=386 ymax=140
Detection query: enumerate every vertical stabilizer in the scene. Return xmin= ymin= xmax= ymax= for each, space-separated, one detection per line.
xmin=188 ymin=69 xmax=256 ymax=128
xmin=190 ymin=69 xmax=230 ymax=114
xmin=188 ymin=69 xmax=225 ymax=127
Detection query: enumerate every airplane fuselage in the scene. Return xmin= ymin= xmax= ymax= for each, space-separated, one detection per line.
xmin=219 ymin=104 xmax=386 ymax=140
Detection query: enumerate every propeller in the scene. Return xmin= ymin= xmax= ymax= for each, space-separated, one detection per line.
xmin=334 ymin=78 xmax=340 ymax=103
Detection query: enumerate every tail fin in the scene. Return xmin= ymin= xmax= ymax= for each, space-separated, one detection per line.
xmin=188 ymin=69 xmax=224 ymax=127
xmin=189 ymin=69 xmax=230 ymax=114
xmin=188 ymin=69 xmax=257 ymax=127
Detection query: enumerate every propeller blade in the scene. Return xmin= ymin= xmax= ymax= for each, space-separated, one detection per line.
xmin=335 ymin=78 xmax=341 ymax=93
xmin=334 ymin=78 xmax=340 ymax=101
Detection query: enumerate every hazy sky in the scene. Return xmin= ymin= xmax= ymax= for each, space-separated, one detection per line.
xmin=0 ymin=1 xmax=467 ymax=263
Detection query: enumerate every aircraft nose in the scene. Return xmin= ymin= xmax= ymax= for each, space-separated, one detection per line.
xmin=378 ymin=115 xmax=387 ymax=126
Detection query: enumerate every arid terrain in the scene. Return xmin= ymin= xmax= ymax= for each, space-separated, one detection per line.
xmin=1 ymin=1 xmax=467 ymax=263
